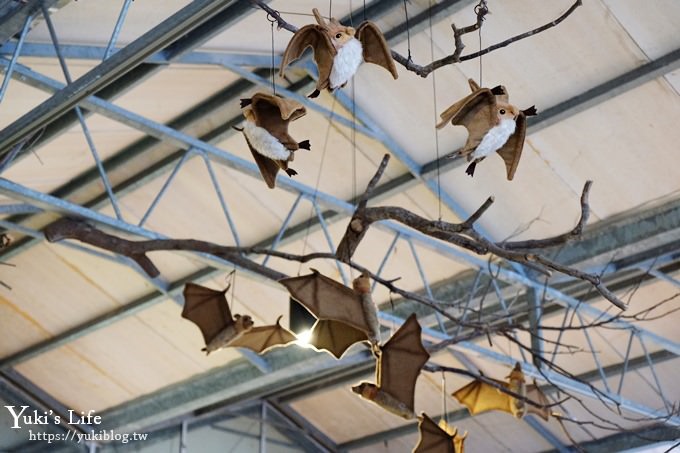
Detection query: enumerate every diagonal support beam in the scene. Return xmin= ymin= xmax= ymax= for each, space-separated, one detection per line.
xmin=0 ymin=0 xmax=246 ymax=156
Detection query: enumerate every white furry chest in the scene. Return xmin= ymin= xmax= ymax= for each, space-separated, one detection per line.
xmin=330 ymin=38 xmax=363 ymax=89
xmin=473 ymin=119 xmax=516 ymax=158
xmin=243 ymin=121 xmax=290 ymax=160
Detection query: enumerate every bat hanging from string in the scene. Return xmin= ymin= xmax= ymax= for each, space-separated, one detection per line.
xmin=280 ymin=269 xmax=380 ymax=358
xmin=413 ymin=413 xmax=467 ymax=453
xmin=352 ymin=314 xmax=430 ymax=419
xmin=452 ymin=362 xmax=552 ymax=420
xmin=182 ymin=282 xmax=296 ymax=355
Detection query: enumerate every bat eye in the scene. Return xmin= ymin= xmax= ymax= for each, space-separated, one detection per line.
xmin=335 ymin=33 xmax=342 ymax=39
xmin=500 ymin=109 xmax=506 ymax=114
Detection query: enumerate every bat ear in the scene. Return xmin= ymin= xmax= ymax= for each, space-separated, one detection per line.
xmin=312 ymin=8 xmax=327 ymax=27
xmin=468 ymin=78 xmax=481 ymax=92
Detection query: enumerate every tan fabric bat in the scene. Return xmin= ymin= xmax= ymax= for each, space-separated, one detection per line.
xmin=280 ymin=270 xmax=380 ymax=358
xmin=452 ymin=362 xmax=551 ymax=420
xmin=182 ymin=283 xmax=295 ymax=355
xmin=280 ymin=8 xmax=398 ymax=98
xmin=437 ymin=79 xmax=537 ymax=180
xmin=237 ymin=92 xmax=310 ymax=188
xmin=413 ymin=413 xmax=467 ymax=453
xmin=352 ymin=314 xmax=430 ymax=419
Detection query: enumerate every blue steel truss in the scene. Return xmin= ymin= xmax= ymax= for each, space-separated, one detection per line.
xmin=0 ymin=2 xmax=678 ymax=451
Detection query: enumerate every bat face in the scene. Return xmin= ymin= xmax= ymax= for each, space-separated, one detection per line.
xmin=234 ymin=314 xmax=255 ymax=331
xmin=496 ymin=103 xmax=520 ymax=123
xmin=330 ymin=27 xmax=356 ymax=49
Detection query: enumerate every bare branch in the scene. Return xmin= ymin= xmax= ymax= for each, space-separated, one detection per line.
xmin=248 ymin=0 xmax=583 ymax=78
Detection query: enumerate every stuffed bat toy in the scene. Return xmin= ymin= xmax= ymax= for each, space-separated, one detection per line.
xmin=352 ymin=314 xmax=430 ymax=419
xmin=236 ymin=92 xmax=311 ymax=189
xmin=413 ymin=413 xmax=467 ymax=453
xmin=437 ymin=79 xmax=537 ymax=180
xmin=452 ymin=362 xmax=551 ymax=420
xmin=279 ymin=8 xmax=398 ymax=98
xmin=182 ymin=283 xmax=296 ymax=355
xmin=279 ymin=270 xmax=380 ymax=358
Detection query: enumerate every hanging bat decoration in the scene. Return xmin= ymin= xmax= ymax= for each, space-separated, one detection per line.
xmin=413 ymin=413 xmax=467 ymax=453
xmin=279 ymin=8 xmax=398 ymax=98
xmin=452 ymin=362 xmax=551 ymax=420
xmin=226 ymin=315 xmax=297 ymax=354
xmin=279 ymin=270 xmax=380 ymax=358
xmin=352 ymin=314 xmax=430 ymax=419
xmin=236 ymin=92 xmax=310 ymax=189
xmin=182 ymin=283 xmax=296 ymax=355
xmin=437 ymin=79 xmax=537 ymax=180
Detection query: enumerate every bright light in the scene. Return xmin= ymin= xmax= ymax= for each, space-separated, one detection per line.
xmin=295 ymin=329 xmax=313 ymax=347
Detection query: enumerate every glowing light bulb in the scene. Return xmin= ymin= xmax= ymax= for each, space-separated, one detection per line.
xmin=295 ymin=329 xmax=313 ymax=347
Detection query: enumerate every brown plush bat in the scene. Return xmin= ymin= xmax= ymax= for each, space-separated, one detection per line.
xmin=279 ymin=8 xmax=398 ymax=98
xmin=352 ymin=314 xmax=430 ymax=419
xmin=182 ymin=283 xmax=296 ymax=355
xmin=437 ymin=79 xmax=537 ymax=180
xmin=452 ymin=362 xmax=551 ymax=420
xmin=236 ymin=92 xmax=310 ymax=189
xmin=413 ymin=413 xmax=467 ymax=453
xmin=279 ymin=270 xmax=380 ymax=358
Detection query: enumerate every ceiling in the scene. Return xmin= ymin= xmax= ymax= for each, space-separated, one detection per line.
xmin=0 ymin=0 xmax=679 ymax=452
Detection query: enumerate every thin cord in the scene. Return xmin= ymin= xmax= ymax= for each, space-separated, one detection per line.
xmin=441 ymin=371 xmax=448 ymax=425
xmin=474 ymin=0 xmax=487 ymax=85
xmin=478 ymin=26 xmax=483 ymax=86
xmin=329 ymin=0 xmax=332 ymax=18
xmin=267 ymin=14 xmax=276 ymax=95
xmin=429 ymin=0 xmax=442 ymax=221
xmin=403 ymin=0 xmax=412 ymax=61
xmin=363 ymin=0 xmax=366 ymax=21
xmin=298 ymin=97 xmax=338 ymax=276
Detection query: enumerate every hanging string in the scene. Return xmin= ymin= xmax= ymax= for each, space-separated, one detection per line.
xmin=428 ymin=0 xmax=442 ymax=221
xmin=403 ymin=0 xmax=412 ymax=62
xmin=298 ymin=96 xmax=338 ymax=276
xmin=441 ymin=371 xmax=448 ymax=425
xmin=267 ymin=14 xmax=276 ymax=95
xmin=474 ymin=0 xmax=488 ymax=86
xmin=329 ymin=0 xmax=332 ymax=18
xmin=363 ymin=0 xmax=367 ymax=21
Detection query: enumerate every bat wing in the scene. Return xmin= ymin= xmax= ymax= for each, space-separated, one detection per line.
xmin=250 ymin=94 xmax=306 ymax=149
xmin=226 ymin=316 xmax=296 ymax=354
xmin=526 ymin=382 xmax=551 ymax=421
xmin=496 ymin=112 xmax=526 ymax=181
xmin=356 ymin=22 xmax=398 ymax=79
xmin=181 ymin=283 xmax=233 ymax=345
xmin=241 ymin=131 xmax=280 ymax=188
xmin=437 ymin=90 xmax=496 ymax=154
xmin=413 ymin=414 xmax=457 ymax=453
xmin=308 ymin=319 xmax=368 ymax=359
xmin=452 ymin=379 xmax=513 ymax=416
xmin=378 ymin=314 xmax=430 ymax=412
xmin=280 ymin=24 xmax=336 ymax=90
xmin=279 ymin=270 xmax=371 ymax=333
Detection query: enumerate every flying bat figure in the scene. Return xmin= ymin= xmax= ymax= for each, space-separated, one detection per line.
xmin=413 ymin=413 xmax=467 ymax=453
xmin=182 ymin=283 xmax=296 ymax=355
xmin=352 ymin=314 xmax=430 ymax=419
xmin=279 ymin=270 xmax=380 ymax=358
xmin=437 ymin=79 xmax=537 ymax=180
xmin=279 ymin=8 xmax=398 ymax=98
xmin=236 ymin=92 xmax=311 ymax=189
xmin=452 ymin=362 xmax=551 ymax=420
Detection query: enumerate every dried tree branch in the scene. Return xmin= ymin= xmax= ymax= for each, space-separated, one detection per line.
xmin=336 ymin=155 xmax=625 ymax=309
xmin=250 ymin=0 xmax=583 ymax=78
